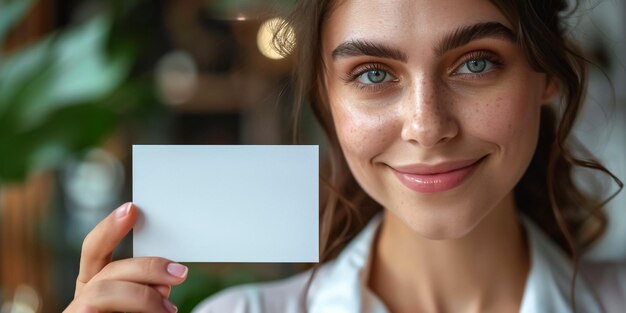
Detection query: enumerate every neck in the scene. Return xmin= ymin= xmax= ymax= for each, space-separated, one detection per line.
xmin=368 ymin=193 xmax=530 ymax=313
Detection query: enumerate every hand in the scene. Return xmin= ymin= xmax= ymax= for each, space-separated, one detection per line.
xmin=64 ymin=203 xmax=187 ymax=313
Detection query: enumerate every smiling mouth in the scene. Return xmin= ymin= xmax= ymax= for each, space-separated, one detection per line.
xmin=390 ymin=156 xmax=487 ymax=194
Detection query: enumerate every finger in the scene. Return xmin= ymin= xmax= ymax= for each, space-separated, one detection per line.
xmin=71 ymin=280 xmax=178 ymax=313
xmin=62 ymin=304 xmax=98 ymax=313
xmin=76 ymin=202 xmax=137 ymax=295
xmin=153 ymin=285 xmax=171 ymax=298
xmin=93 ymin=257 xmax=187 ymax=287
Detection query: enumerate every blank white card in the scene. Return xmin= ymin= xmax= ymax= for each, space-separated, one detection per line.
xmin=132 ymin=145 xmax=319 ymax=263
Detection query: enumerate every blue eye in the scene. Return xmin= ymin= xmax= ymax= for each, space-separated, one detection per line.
xmin=456 ymin=58 xmax=494 ymax=74
xmin=356 ymin=69 xmax=396 ymax=84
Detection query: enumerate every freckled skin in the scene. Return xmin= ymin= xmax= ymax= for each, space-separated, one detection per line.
xmin=322 ymin=0 xmax=556 ymax=239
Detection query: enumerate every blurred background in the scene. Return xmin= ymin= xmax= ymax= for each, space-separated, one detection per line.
xmin=0 ymin=0 xmax=624 ymax=312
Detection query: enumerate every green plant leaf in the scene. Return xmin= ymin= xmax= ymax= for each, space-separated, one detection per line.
xmin=0 ymin=11 xmax=136 ymax=183
xmin=0 ymin=15 xmax=132 ymax=130
xmin=0 ymin=104 xmax=118 ymax=183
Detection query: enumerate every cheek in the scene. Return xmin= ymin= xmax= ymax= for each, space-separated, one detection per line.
xmin=461 ymin=89 xmax=541 ymax=150
xmin=330 ymin=98 xmax=397 ymax=164
xmin=459 ymin=83 xmax=543 ymax=198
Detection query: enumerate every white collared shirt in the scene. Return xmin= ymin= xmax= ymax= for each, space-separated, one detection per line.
xmin=193 ymin=215 xmax=626 ymax=313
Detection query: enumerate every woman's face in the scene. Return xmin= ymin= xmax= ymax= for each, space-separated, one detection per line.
xmin=322 ymin=0 xmax=555 ymax=239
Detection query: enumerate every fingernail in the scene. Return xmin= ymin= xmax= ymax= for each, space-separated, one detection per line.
xmin=166 ymin=263 xmax=188 ymax=278
xmin=163 ymin=298 xmax=178 ymax=313
xmin=115 ymin=202 xmax=131 ymax=218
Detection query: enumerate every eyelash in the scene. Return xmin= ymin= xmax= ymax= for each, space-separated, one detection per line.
xmin=451 ymin=50 xmax=504 ymax=79
xmin=343 ymin=50 xmax=505 ymax=92
xmin=343 ymin=63 xmax=397 ymax=92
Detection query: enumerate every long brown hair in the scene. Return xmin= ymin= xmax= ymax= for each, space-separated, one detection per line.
xmin=273 ymin=0 xmax=623 ymax=311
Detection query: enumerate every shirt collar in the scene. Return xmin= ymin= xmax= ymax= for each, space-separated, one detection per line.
xmin=310 ymin=214 xmax=604 ymax=313
xmin=310 ymin=214 xmax=385 ymax=313
xmin=519 ymin=216 xmax=604 ymax=313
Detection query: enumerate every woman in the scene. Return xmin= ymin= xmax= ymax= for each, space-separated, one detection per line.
xmin=64 ymin=0 xmax=625 ymax=312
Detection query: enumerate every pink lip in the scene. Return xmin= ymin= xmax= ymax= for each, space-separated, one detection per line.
xmin=391 ymin=156 xmax=487 ymax=193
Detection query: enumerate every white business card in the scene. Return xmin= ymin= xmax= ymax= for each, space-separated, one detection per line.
xmin=132 ymin=145 xmax=319 ymax=263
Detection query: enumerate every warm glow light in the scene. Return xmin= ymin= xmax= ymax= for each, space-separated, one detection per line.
xmin=0 ymin=285 xmax=40 ymax=313
xmin=257 ymin=17 xmax=293 ymax=60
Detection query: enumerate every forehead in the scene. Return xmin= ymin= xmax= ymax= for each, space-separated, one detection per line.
xmin=322 ymin=0 xmax=512 ymax=52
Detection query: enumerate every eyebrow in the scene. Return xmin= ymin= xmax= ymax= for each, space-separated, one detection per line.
xmin=331 ymin=39 xmax=408 ymax=62
xmin=434 ymin=22 xmax=516 ymax=57
xmin=330 ymin=21 xmax=516 ymax=62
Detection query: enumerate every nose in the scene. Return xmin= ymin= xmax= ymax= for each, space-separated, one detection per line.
xmin=400 ymin=79 xmax=458 ymax=147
